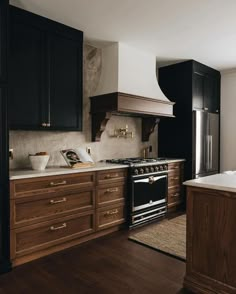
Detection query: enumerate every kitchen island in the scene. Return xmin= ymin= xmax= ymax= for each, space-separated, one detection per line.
xmin=183 ymin=173 xmax=236 ymax=294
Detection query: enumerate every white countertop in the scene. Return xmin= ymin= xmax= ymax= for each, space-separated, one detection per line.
xmin=10 ymin=162 xmax=129 ymax=180
xmin=10 ymin=158 xmax=185 ymax=180
xmin=183 ymin=173 xmax=236 ymax=193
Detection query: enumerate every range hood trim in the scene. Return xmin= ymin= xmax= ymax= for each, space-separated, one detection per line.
xmin=90 ymin=92 xmax=175 ymax=142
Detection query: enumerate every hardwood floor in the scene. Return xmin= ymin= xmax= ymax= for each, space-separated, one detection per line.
xmin=0 ymin=229 xmax=191 ymax=294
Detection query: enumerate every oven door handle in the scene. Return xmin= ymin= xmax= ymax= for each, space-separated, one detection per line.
xmin=134 ymin=175 xmax=167 ymax=184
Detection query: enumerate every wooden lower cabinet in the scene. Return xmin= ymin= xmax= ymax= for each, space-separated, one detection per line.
xmin=10 ymin=169 xmax=127 ymax=266
xmin=184 ymin=186 xmax=236 ymax=293
xmin=96 ymin=204 xmax=125 ymax=231
xmin=11 ymin=211 xmax=95 ymax=259
xmin=167 ymin=162 xmax=184 ymax=211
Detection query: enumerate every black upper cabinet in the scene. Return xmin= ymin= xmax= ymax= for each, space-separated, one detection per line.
xmin=9 ymin=19 xmax=45 ymax=128
xmin=48 ymin=33 xmax=83 ymax=129
xmin=0 ymin=0 xmax=8 ymax=83
xmin=9 ymin=6 xmax=83 ymax=130
xmin=192 ymin=61 xmax=220 ymax=113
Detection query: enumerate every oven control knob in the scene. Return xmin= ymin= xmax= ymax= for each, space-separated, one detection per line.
xmin=159 ymin=165 xmax=163 ymax=171
xmin=134 ymin=169 xmax=139 ymax=175
xmin=164 ymin=165 xmax=168 ymax=170
xmin=139 ymin=168 xmax=144 ymax=174
xmin=150 ymin=167 xmax=154 ymax=172
xmin=154 ymin=166 xmax=159 ymax=172
xmin=145 ymin=167 xmax=149 ymax=173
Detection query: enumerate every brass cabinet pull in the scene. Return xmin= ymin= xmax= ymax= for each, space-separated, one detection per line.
xmin=50 ymin=223 xmax=67 ymax=231
xmin=42 ymin=122 xmax=47 ymax=127
xmin=104 ymin=209 xmax=118 ymax=216
xmin=171 ymin=193 xmax=180 ymax=198
xmin=170 ymin=177 xmax=179 ymax=180
xmin=50 ymin=180 xmax=67 ymax=186
xmin=105 ymin=173 xmax=119 ymax=179
xmin=106 ymin=188 xmax=118 ymax=193
xmin=50 ymin=197 xmax=67 ymax=204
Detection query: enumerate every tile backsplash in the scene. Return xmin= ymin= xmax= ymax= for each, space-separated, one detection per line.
xmin=9 ymin=44 xmax=157 ymax=169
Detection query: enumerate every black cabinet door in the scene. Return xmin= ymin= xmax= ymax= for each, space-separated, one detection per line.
xmin=192 ymin=61 xmax=220 ymax=113
xmin=9 ymin=9 xmax=46 ymax=129
xmin=47 ymin=32 xmax=83 ymax=130
xmin=0 ymin=0 xmax=8 ymax=83
xmin=192 ymin=72 xmax=204 ymax=110
xmin=0 ymin=87 xmax=11 ymax=273
xmin=204 ymin=75 xmax=220 ymax=113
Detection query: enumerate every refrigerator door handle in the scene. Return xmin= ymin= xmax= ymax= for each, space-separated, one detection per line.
xmin=209 ymin=135 xmax=213 ymax=170
xmin=206 ymin=135 xmax=213 ymax=171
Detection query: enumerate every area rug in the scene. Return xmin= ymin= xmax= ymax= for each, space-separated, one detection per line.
xmin=129 ymin=214 xmax=186 ymax=261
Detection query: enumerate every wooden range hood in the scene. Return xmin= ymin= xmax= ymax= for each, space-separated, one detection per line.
xmin=90 ymin=92 xmax=175 ymax=142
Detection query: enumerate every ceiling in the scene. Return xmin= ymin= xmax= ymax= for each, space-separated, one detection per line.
xmin=10 ymin=0 xmax=236 ymax=71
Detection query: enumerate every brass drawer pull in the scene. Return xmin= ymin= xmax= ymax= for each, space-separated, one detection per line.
xmin=106 ymin=188 xmax=119 ymax=193
xmin=50 ymin=197 xmax=67 ymax=204
xmin=170 ymin=177 xmax=179 ymax=180
xmin=104 ymin=209 xmax=119 ymax=216
xmin=105 ymin=173 xmax=119 ymax=179
xmin=171 ymin=193 xmax=180 ymax=198
xmin=50 ymin=223 xmax=67 ymax=231
xmin=50 ymin=180 xmax=67 ymax=186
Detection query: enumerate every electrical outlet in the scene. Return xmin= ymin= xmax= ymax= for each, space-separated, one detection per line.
xmin=86 ymin=147 xmax=91 ymax=155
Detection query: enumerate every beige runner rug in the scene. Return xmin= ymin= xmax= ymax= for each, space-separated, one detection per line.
xmin=129 ymin=214 xmax=186 ymax=260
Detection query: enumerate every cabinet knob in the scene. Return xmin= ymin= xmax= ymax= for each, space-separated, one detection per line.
xmin=204 ymin=107 xmax=208 ymax=111
xmin=46 ymin=123 xmax=51 ymax=127
xmin=216 ymin=110 xmax=219 ymax=113
xmin=42 ymin=122 xmax=47 ymax=127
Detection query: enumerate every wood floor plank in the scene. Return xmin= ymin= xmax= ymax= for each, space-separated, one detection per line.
xmin=0 ymin=229 xmax=191 ymax=294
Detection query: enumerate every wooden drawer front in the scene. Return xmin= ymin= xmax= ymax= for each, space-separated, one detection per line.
xmin=97 ymin=184 xmax=125 ymax=208
xmin=168 ymin=187 xmax=182 ymax=205
xmin=97 ymin=169 xmax=127 ymax=185
xmin=12 ymin=172 xmax=95 ymax=197
xmin=96 ymin=205 xmax=125 ymax=231
xmin=12 ymin=211 xmax=95 ymax=257
xmin=168 ymin=171 xmax=182 ymax=188
xmin=168 ymin=162 xmax=183 ymax=172
xmin=12 ymin=189 xmax=95 ymax=227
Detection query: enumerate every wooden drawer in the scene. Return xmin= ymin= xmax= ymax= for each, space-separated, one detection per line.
xmin=168 ymin=170 xmax=182 ymax=188
xmin=96 ymin=183 xmax=125 ymax=208
xmin=168 ymin=162 xmax=183 ymax=172
xmin=11 ymin=211 xmax=95 ymax=259
xmin=11 ymin=172 xmax=95 ymax=198
xmin=11 ymin=188 xmax=95 ymax=228
xmin=96 ymin=204 xmax=125 ymax=231
xmin=168 ymin=187 xmax=182 ymax=205
xmin=97 ymin=169 xmax=127 ymax=185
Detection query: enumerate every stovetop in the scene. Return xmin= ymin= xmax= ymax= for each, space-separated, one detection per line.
xmin=106 ymin=157 xmax=168 ymax=167
xmin=106 ymin=157 xmax=169 ymax=175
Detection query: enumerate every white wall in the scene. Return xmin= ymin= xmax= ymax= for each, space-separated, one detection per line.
xmin=220 ymin=70 xmax=236 ymax=171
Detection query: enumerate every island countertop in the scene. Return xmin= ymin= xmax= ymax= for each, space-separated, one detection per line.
xmin=183 ymin=172 xmax=236 ymax=193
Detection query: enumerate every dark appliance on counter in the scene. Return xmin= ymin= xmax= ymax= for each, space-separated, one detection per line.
xmin=106 ymin=158 xmax=168 ymax=227
xmin=158 ymin=60 xmax=220 ymax=180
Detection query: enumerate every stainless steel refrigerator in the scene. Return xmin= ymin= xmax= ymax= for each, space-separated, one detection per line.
xmin=192 ymin=110 xmax=219 ymax=178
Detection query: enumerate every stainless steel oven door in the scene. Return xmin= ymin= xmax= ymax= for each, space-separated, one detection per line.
xmin=131 ymin=173 xmax=167 ymax=212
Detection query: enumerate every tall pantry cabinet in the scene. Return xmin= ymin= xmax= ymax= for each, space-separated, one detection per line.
xmin=0 ymin=0 xmax=11 ymax=273
xmin=158 ymin=60 xmax=220 ymax=181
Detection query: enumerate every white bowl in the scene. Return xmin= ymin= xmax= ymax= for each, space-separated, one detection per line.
xmin=29 ymin=155 xmax=50 ymax=171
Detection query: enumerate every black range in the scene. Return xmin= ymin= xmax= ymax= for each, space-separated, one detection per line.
xmin=106 ymin=157 xmax=169 ymax=227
